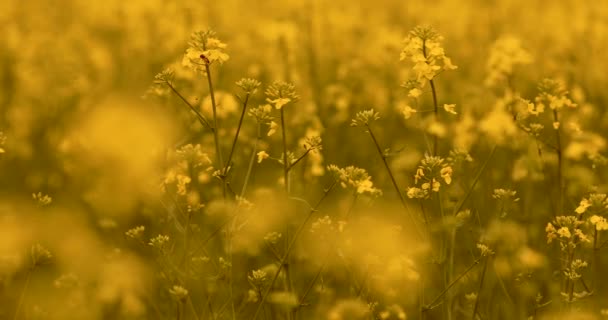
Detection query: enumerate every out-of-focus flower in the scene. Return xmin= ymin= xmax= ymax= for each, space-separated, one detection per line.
xmin=169 ymin=285 xmax=189 ymax=301
xmin=443 ymin=104 xmax=457 ymax=115
xmin=485 ymin=35 xmax=532 ymax=87
xmin=32 ymin=192 xmax=52 ymax=206
xmin=257 ymin=151 xmax=269 ymax=163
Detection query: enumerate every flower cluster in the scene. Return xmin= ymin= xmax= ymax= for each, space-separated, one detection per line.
xmin=492 ymin=188 xmax=520 ymax=217
xmin=32 ymin=192 xmax=52 ymax=206
xmin=310 ymin=215 xmax=345 ymax=239
xmin=302 ymin=135 xmax=323 ymax=153
xmin=400 ymin=26 xmax=457 ymax=84
xmin=31 ymin=243 xmax=53 ymax=267
xmin=249 ymin=104 xmax=274 ymax=123
xmin=169 ymin=285 xmax=189 ymax=301
xmin=163 ymin=144 xmax=212 ymax=196
xmin=406 ymin=155 xmax=453 ymax=199
xmin=265 ymin=81 xmax=299 ymax=109
xmin=546 ymin=216 xmax=589 ymax=246
xmin=182 ymin=30 xmax=229 ymax=74
xmin=153 ymin=68 xmax=175 ymax=86
xmin=148 ymin=234 xmax=170 ymax=251
xmin=575 ymin=193 xmax=608 ymax=215
xmin=589 ymin=215 xmax=608 ymax=231
xmin=236 ymin=78 xmax=262 ymax=94
xmin=327 ymin=164 xmax=382 ymax=196
xmin=477 ymin=243 xmax=495 ymax=257
xmin=529 ymin=79 xmax=576 ymax=115
xmin=350 ymin=109 xmax=380 ymax=127
xmin=247 ymin=269 xmax=269 ymax=291
xmin=485 ymin=35 xmax=532 ymax=88
xmin=125 ymin=226 xmax=145 ymax=240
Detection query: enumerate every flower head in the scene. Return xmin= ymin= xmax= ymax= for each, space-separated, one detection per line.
xmin=182 ymin=29 xmax=229 ymax=74
xmin=327 ymin=164 xmax=382 ymax=196
xmin=350 ymin=109 xmax=380 ymax=127
xmin=400 ymin=26 xmax=457 ymax=84
xmin=236 ymin=78 xmax=262 ymax=94
xmin=265 ymin=81 xmax=299 ymax=109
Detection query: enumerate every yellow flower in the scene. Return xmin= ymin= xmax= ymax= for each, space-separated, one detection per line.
xmin=408 ymin=88 xmax=422 ymax=98
xmin=557 ymin=227 xmax=571 ymax=239
xmin=267 ymin=121 xmax=278 ymax=136
xmin=257 ymin=151 xmax=269 ymax=163
xmin=268 ymin=97 xmax=291 ymax=110
xmin=431 ymin=179 xmax=440 ymax=192
xmin=443 ymin=104 xmax=457 ymax=115
xmin=440 ymin=166 xmax=453 ymax=184
xmin=590 ymin=215 xmax=608 ymax=231
xmin=401 ymin=104 xmax=417 ymax=119
xmin=575 ymin=199 xmax=591 ymax=214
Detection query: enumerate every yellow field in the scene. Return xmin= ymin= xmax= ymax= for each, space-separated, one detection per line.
xmin=1 ymin=0 xmax=608 ymax=319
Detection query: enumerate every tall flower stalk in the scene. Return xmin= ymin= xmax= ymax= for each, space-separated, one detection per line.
xmin=400 ymin=26 xmax=457 ymax=156
xmin=183 ymin=29 xmax=230 ymax=198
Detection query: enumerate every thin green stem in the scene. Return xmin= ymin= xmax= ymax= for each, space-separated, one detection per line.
xmin=472 ymin=257 xmax=490 ymax=320
xmin=553 ymin=109 xmax=564 ymax=216
xmin=365 ymin=124 xmax=423 ymax=240
xmin=287 ymin=149 xmax=311 ymax=172
xmin=224 ymin=93 xmax=250 ymax=179
xmin=280 ymin=107 xmax=290 ymax=194
xmin=203 ymin=63 xmax=226 ymax=199
xmin=423 ymin=257 xmax=482 ymax=312
xmin=452 ymin=146 xmax=497 ymax=216
xmin=429 ymin=79 xmax=439 ymax=156
xmin=166 ymin=82 xmax=212 ymax=130
xmin=422 ymin=39 xmax=440 ymax=156
xmin=13 ymin=267 xmax=32 ymax=320
xmin=241 ymin=123 xmax=262 ymax=198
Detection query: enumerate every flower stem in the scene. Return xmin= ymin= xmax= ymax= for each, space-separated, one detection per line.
xmin=365 ymin=124 xmax=423 ymax=239
xmin=224 ymin=93 xmax=250 ymax=180
xmin=472 ymin=257 xmax=489 ymax=320
xmin=552 ymin=109 xmax=564 ymax=216
xmin=13 ymin=267 xmax=32 ymax=320
xmin=166 ymin=82 xmax=212 ymax=130
xmin=422 ymin=39 xmax=440 ymax=156
xmin=280 ymin=107 xmax=290 ymax=194
xmin=429 ymin=79 xmax=439 ymax=156
xmin=423 ymin=257 xmax=482 ymax=312
xmin=203 ymin=63 xmax=226 ymax=199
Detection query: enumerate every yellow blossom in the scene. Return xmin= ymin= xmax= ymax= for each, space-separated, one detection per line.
xmin=443 ymin=104 xmax=457 ymax=115
xmin=557 ymin=227 xmax=571 ymax=239
xmin=400 ymin=104 xmax=417 ymax=119
xmin=267 ymin=121 xmax=278 ymax=136
xmin=257 ymin=151 xmax=269 ymax=163
xmin=408 ymin=88 xmax=422 ymax=98
xmin=440 ymin=166 xmax=452 ymax=184
xmin=575 ymin=199 xmax=591 ymax=214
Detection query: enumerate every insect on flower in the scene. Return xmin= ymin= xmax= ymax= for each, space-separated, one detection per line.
xmin=199 ymin=54 xmax=210 ymax=65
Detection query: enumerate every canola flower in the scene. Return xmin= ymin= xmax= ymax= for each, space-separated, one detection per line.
xmin=4 ymin=3 xmax=608 ymax=319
